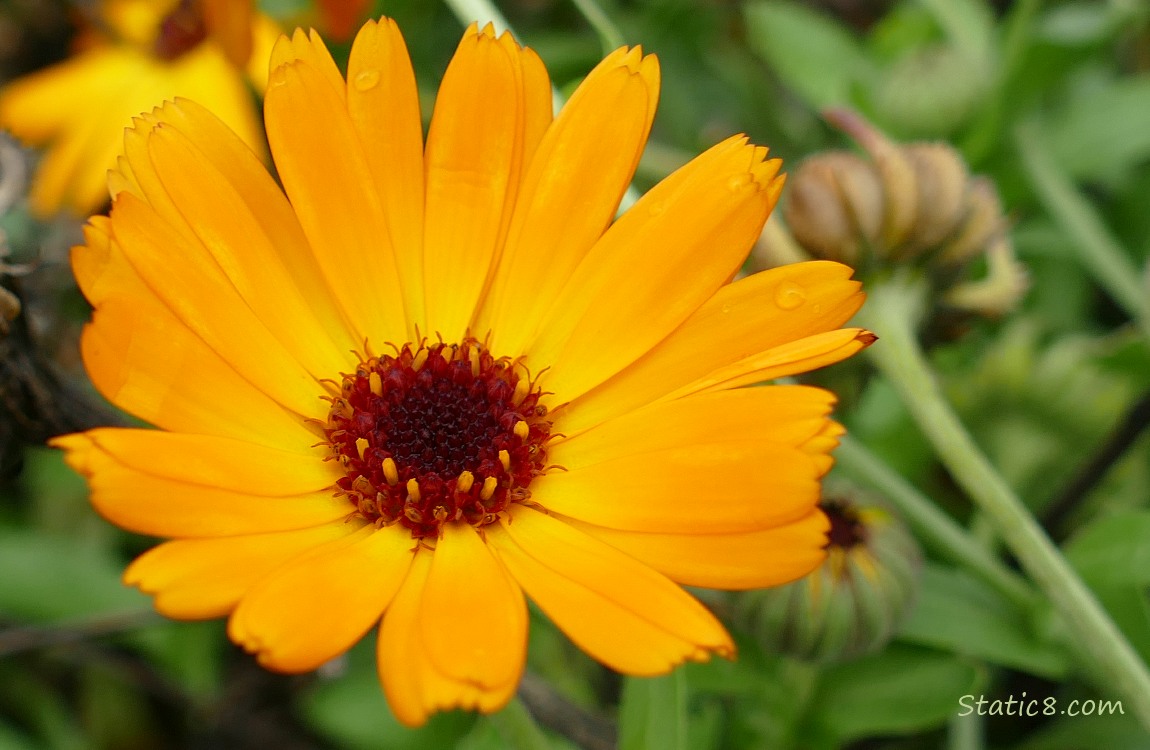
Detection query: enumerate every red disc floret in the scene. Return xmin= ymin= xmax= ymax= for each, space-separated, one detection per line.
xmin=154 ymin=0 xmax=210 ymax=60
xmin=821 ymin=498 xmax=868 ymax=550
xmin=323 ymin=339 xmax=552 ymax=539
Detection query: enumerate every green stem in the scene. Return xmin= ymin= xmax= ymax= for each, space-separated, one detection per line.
xmin=835 ymin=437 xmax=1036 ymax=611
xmin=1015 ymin=120 xmax=1150 ymax=346
xmin=947 ymin=710 xmax=985 ymax=750
xmin=857 ymin=273 xmax=1150 ymax=730
xmin=489 ymin=697 xmax=554 ymax=750
xmin=443 ymin=0 xmax=513 ymax=33
xmin=570 ymin=0 xmax=626 ymax=54
xmin=961 ymin=0 xmax=1043 ymax=163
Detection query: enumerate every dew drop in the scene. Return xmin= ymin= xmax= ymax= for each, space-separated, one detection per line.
xmin=354 ymin=70 xmax=381 ymax=91
xmin=727 ymin=174 xmax=751 ymax=192
xmin=774 ymin=281 xmax=806 ymax=310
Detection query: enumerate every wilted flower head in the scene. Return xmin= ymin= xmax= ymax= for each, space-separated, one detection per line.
xmin=765 ymin=109 xmax=1027 ymax=321
xmin=0 ymin=0 xmax=279 ymax=217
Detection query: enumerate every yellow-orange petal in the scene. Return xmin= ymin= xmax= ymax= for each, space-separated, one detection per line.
xmin=264 ymin=54 xmax=408 ymax=345
xmin=480 ymin=45 xmax=658 ymax=353
xmin=53 ymin=434 xmax=350 ymax=537
xmin=159 ymin=43 xmax=267 ymax=163
xmin=672 ymin=328 xmax=876 ymax=396
xmin=26 ymin=94 xmax=119 ymax=216
xmin=418 ymin=523 xmax=526 ymax=693
xmin=73 ymin=220 xmax=319 ymax=448
xmin=2 ymin=48 xmax=143 ymax=215
xmin=79 ymin=428 xmax=338 ymax=494
xmin=564 ymin=509 xmax=830 ymax=589
xmin=109 ymin=192 xmax=324 ymax=415
xmin=525 ymin=137 xmax=777 ymax=386
xmin=229 ymin=524 xmax=415 ymax=672
xmin=124 ymin=522 xmax=358 ymax=619
xmin=202 ymin=0 xmax=253 ymax=69
xmin=560 ymin=260 xmax=866 ymax=434
xmin=346 ymin=19 xmax=426 ymax=328
xmin=549 ymin=385 xmax=835 ymax=469
xmin=802 ymin=420 xmax=846 ymax=476
xmin=487 ymin=506 xmax=732 ymax=675
xmin=245 ymin=14 xmax=282 ymax=91
xmin=143 ymin=117 xmax=357 ymax=378
xmin=532 ymin=146 xmax=781 ymax=402
xmin=378 ymin=549 xmax=518 ymax=727
xmin=140 ymin=98 xmax=355 ymax=350
xmin=421 ymin=24 xmax=531 ymax=340
xmin=268 ymin=28 xmax=345 ymax=99
xmin=0 ymin=47 xmax=134 ymax=144
xmin=531 ymin=439 xmax=821 ymax=533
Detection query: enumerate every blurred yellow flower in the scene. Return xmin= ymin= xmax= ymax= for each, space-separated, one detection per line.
xmin=53 ymin=18 xmax=873 ymax=726
xmin=0 ymin=0 xmax=279 ymax=217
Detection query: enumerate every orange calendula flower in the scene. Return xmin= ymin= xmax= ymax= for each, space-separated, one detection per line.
xmin=0 ymin=0 xmax=279 ymax=217
xmin=52 ymin=18 xmax=874 ymax=726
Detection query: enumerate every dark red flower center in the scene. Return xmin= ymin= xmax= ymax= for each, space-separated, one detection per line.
xmin=154 ymin=0 xmax=209 ymax=60
xmin=821 ymin=498 xmax=867 ymax=550
xmin=323 ymin=339 xmax=552 ymax=539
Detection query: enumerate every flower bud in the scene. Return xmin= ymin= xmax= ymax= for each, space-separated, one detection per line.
xmin=784 ymin=152 xmax=883 ymax=266
xmin=759 ymin=109 xmax=1027 ymax=324
xmin=733 ymin=491 xmax=921 ymax=663
xmin=899 ymin=143 xmax=970 ymax=259
xmin=937 ymin=177 xmax=1006 ymax=266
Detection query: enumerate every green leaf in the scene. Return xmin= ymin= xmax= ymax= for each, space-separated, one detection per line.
xmin=803 ymin=643 xmax=985 ymax=743
xmin=619 ymin=671 xmax=688 ymax=750
xmin=1014 ymin=708 xmax=1146 ymax=750
xmin=897 ymin=564 xmax=1071 ymax=678
xmin=0 ymin=720 xmax=37 ymax=750
xmin=485 ymin=699 xmax=554 ymax=750
xmin=1064 ymin=510 xmax=1150 ymax=664
xmin=0 ymin=529 xmax=147 ymax=622
xmin=743 ymin=0 xmax=870 ymax=109
xmin=1043 ymin=76 xmax=1150 ymax=184
xmin=301 ymin=642 xmax=475 ymax=750
xmin=914 ymin=0 xmax=996 ymax=60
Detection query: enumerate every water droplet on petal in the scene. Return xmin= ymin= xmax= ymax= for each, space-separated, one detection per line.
xmin=354 ymin=70 xmax=380 ymax=91
xmin=728 ymin=174 xmax=751 ymax=192
xmin=774 ymin=281 xmax=806 ymax=310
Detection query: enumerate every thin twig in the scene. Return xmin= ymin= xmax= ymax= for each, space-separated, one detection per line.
xmin=518 ymin=671 xmax=617 ymax=750
xmin=1043 ymin=389 xmax=1150 ymax=536
xmin=0 ymin=609 xmax=161 ymax=657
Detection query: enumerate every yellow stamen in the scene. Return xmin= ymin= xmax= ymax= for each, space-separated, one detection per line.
xmin=499 ymin=449 xmax=511 ymax=472
xmin=355 ymin=437 xmax=369 ymax=460
xmin=406 ymin=478 xmax=421 ymax=503
xmin=412 ymin=349 xmax=429 ymax=371
xmin=480 ymin=476 xmax=498 ymax=501
xmin=513 ymin=420 xmax=530 ymax=440
xmin=352 ymin=475 xmax=374 ymax=495
xmin=469 ymin=346 xmax=480 ymax=376
xmin=512 ymin=377 xmax=529 ymax=406
xmin=456 ymin=470 xmax=475 ymax=493
xmin=382 ymin=457 xmax=399 ymax=485
xmin=369 ymin=371 xmax=383 ymax=397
